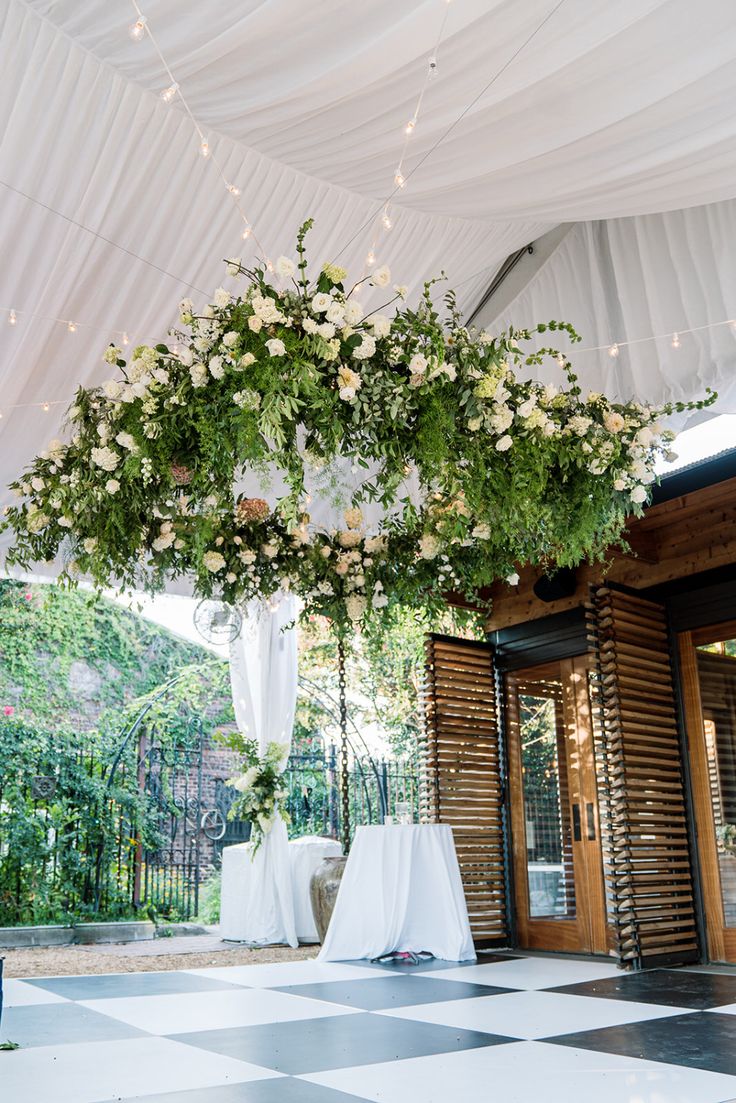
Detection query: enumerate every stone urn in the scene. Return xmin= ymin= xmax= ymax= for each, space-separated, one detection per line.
xmin=310 ymin=856 xmax=348 ymax=942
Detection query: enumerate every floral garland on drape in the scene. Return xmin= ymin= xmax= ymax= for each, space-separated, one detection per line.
xmin=1 ymin=222 xmax=713 ymax=627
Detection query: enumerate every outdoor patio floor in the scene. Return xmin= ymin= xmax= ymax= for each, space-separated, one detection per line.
xmin=4 ymin=952 xmax=736 ymax=1102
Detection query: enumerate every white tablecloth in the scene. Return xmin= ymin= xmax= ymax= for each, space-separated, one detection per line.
xmin=219 ymin=822 xmax=297 ymax=947
xmin=288 ymin=834 xmax=343 ymax=942
xmin=318 ymin=824 xmax=475 ymax=963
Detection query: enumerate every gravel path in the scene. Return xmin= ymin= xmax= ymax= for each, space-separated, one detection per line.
xmin=2 ymin=942 xmax=315 ymax=978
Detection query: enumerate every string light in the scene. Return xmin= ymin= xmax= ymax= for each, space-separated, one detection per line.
xmin=608 ymin=342 xmax=619 ymax=358
xmin=8 ymin=309 xmax=16 ymax=326
xmin=241 ymin=225 xmax=252 ymax=240
xmin=67 ymin=321 xmax=77 ymax=333
xmin=393 ymin=170 xmax=406 ymax=189
xmin=671 ymin=331 xmax=681 ymax=349
xmin=42 ymin=402 xmax=50 ymax=412
xmin=366 ymin=249 xmax=376 ymax=266
xmin=122 ymin=332 xmax=129 ymax=345
xmin=404 ymin=118 xmax=416 ymax=136
xmin=127 ymin=1 xmax=267 ymax=259
xmin=381 ymin=210 xmax=392 ymax=231
xmin=129 ymin=15 xmax=147 ymax=41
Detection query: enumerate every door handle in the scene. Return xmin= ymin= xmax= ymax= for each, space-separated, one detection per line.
xmin=572 ymin=803 xmax=582 ymax=842
xmin=586 ymin=802 xmax=596 ymax=841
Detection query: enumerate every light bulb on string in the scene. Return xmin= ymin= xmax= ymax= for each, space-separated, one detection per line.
xmin=241 ymin=225 xmax=251 ymax=240
xmin=428 ymin=56 xmax=438 ymax=76
xmin=129 ymin=15 xmax=147 ymax=41
xmin=381 ymin=210 xmax=392 ymax=231
xmin=160 ymin=82 xmax=179 ymax=104
xmin=8 ymin=309 xmax=17 ymax=326
xmin=67 ymin=321 xmax=77 ymax=334
xmin=226 ymin=182 xmax=241 ymax=197
xmin=199 ymin=138 xmax=210 ymax=158
xmin=122 ymin=332 xmax=129 ymax=346
xmin=404 ymin=118 xmax=416 ymax=135
xmin=608 ymin=342 xmax=619 ymax=358
xmin=671 ymin=332 xmax=681 ymax=349
xmin=42 ymin=402 xmax=50 ymax=412
xmin=366 ymin=249 xmax=376 ymax=266
xmin=394 ymin=170 xmax=406 ymax=188
xmin=730 ymin=320 xmax=736 ymax=333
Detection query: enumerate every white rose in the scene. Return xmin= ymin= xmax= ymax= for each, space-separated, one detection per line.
xmin=517 ymin=396 xmax=538 ymax=419
xmin=190 ymin=363 xmax=208 ymax=388
xmin=317 ymin=322 xmax=336 ymax=340
xmin=248 ymin=315 xmax=263 ymax=333
xmin=371 ymin=265 xmax=391 ymax=288
xmin=311 ymin=293 xmax=332 ymax=313
xmin=275 ymin=255 xmax=296 ymax=279
xmin=261 ymin=542 xmax=279 ymax=558
xmin=91 ymin=446 xmax=120 ymax=472
xmin=222 ymin=331 xmax=239 ymax=348
xmin=266 ymin=338 xmax=286 ymax=357
xmin=209 ymin=356 xmax=225 ymax=379
xmin=177 ymin=346 xmax=193 ymax=367
xmin=344 ymin=300 xmax=363 ymax=325
xmin=239 ymin=352 xmax=256 ymax=368
xmin=630 ymin=485 xmax=648 ymax=504
xmin=496 ymin=435 xmax=513 ymax=452
xmin=302 ymin=317 xmax=319 ymax=335
xmin=104 ymin=380 xmax=123 ymax=400
xmin=344 ymin=507 xmax=363 ymax=530
xmin=345 ymin=594 xmax=367 ymax=623
xmin=31 ymin=476 xmax=45 ymax=492
xmin=105 ymin=478 xmax=120 ymax=494
xmin=213 ymin=287 xmax=230 ymax=309
xmin=325 ymin=301 xmax=345 ymax=325
xmin=604 ymin=411 xmax=626 ymax=434
xmin=409 ymin=353 xmax=428 ymax=375
xmin=83 ymin=537 xmax=98 ymax=554
xmin=371 ymin=315 xmax=391 ymax=338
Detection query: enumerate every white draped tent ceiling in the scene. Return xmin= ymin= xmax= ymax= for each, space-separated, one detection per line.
xmin=2 ymin=0 xmax=736 ymax=567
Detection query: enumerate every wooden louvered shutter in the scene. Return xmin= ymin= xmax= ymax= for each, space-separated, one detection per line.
xmin=421 ymin=634 xmax=507 ymax=946
xmin=587 ymin=587 xmax=698 ymax=968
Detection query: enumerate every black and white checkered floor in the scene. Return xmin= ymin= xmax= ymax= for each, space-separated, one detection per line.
xmin=4 ymin=953 xmax=736 ymax=1102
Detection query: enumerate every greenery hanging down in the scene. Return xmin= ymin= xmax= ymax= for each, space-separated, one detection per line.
xmin=1 ymin=221 xmax=715 ymax=627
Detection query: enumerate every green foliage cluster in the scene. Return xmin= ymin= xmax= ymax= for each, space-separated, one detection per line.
xmin=2 ymin=223 xmax=715 ymax=632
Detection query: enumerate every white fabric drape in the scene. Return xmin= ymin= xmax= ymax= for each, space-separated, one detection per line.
xmin=479 ymin=200 xmax=736 ymax=421
xmin=4 ymin=0 xmax=736 ymax=559
xmin=225 ymin=594 xmax=298 ymax=947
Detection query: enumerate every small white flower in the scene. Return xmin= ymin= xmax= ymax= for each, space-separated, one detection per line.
xmin=209 ymin=356 xmax=225 ymax=379
xmin=222 ymin=331 xmax=238 ymax=348
xmin=496 ymin=435 xmax=513 ymax=452
xmin=506 ymin=572 xmax=520 ymax=586
xmin=115 ymin=431 xmax=137 ymax=452
xmin=239 ymin=352 xmax=256 ymax=368
xmin=472 ymin=523 xmax=491 ymax=540
xmin=265 ymin=338 xmax=286 ymax=357
xmin=190 ymin=363 xmax=208 ymax=388
xmin=31 ymin=476 xmax=45 ymax=492
xmin=213 ymin=287 xmax=230 ymax=309
xmin=353 ymin=333 xmax=376 ymax=360
xmin=419 ymin=533 xmax=440 ymax=559
xmin=630 ymin=485 xmax=648 ymax=504
xmin=275 ymin=255 xmax=296 ymax=279
xmin=105 ymin=478 xmax=120 ymax=494
xmin=371 ymin=315 xmax=391 ymax=338
xmin=226 ymin=258 xmax=241 ymax=277
xmin=178 ymin=346 xmax=194 ymax=367
xmin=345 ymin=594 xmax=367 ymax=623
xmin=604 ymin=411 xmax=626 ymax=434
xmin=302 ymin=317 xmax=319 ymax=335
xmin=83 ymin=537 xmax=98 ymax=554
xmin=317 ymin=322 xmax=336 ymax=340
xmin=393 ymin=284 xmax=408 ymax=300
xmin=371 ymin=265 xmax=391 ymax=288
xmin=248 ymin=315 xmax=263 ymax=333
xmin=409 ymin=353 xmax=428 ymax=375
xmin=103 ymin=346 xmax=122 ymax=365
xmin=58 ymin=516 xmax=73 ymax=529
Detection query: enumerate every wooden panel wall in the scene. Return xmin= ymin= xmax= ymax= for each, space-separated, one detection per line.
xmin=422 ymin=635 xmax=507 ymax=945
xmin=587 ymin=587 xmax=699 ymax=967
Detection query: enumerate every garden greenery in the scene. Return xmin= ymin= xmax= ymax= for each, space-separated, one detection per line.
xmin=2 ymin=222 xmax=714 ymax=628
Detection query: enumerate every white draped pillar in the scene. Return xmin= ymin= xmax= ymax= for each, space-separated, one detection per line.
xmin=224 ymin=594 xmax=298 ymax=947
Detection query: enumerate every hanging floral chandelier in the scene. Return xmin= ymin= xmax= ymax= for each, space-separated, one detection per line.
xmin=1 ymin=222 xmax=713 ymax=628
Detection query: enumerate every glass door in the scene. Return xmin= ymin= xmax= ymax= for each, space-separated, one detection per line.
xmin=506 ymin=657 xmax=608 ymax=954
xmin=680 ymin=623 xmax=736 ymax=962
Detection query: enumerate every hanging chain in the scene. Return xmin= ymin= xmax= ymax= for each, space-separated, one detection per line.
xmin=337 ymin=633 xmax=351 ymax=853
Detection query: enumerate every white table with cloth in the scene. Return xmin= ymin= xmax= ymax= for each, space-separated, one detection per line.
xmin=318 ymin=823 xmax=475 ymax=962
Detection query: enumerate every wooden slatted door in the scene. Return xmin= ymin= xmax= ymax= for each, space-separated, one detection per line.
xmin=679 ymin=620 xmax=736 ymax=963
xmin=422 ymin=634 xmax=507 ymax=945
xmin=506 ymin=657 xmax=608 ymax=954
xmin=588 ymin=586 xmax=699 ymax=968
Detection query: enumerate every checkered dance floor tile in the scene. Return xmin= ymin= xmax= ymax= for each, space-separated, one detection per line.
xmin=4 ymin=954 xmax=736 ymax=1102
